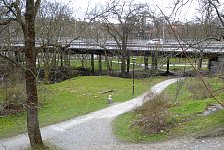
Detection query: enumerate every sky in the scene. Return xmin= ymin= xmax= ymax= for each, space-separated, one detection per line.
xmin=56 ymin=0 xmax=224 ymax=22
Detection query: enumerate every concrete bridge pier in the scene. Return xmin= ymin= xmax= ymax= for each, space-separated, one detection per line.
xmin=207 ymin=56 xmax=217 ymax=72
xmin=91 ymin=54 xmax=94 ymax=74
xmin=151 ymin=51 xmax=158 ymax=73
xmin=207 ymin=55 xmax=224 ymax=74
xmin=98 ymin=54 xmax=102 ymax=75
xmin=166 ymin=57 xmax=170 ymax=73
xmin=144 ymin=51 xmax=149 ymax=70
xmin=197 ymin=58 xmax=203 ymax=70
xmin=127 ymin=56 xmax=130 ymax=73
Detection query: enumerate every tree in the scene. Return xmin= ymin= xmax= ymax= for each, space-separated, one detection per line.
xmin=97 ymin=0 xmax=149 ymax=76
xmin=37 ymin=0 xmax=73 ymax=83
xmin=1 ymin=0 xmax=44 ymax=148
xmin=169 ymin=0 xmax=224 ymax=106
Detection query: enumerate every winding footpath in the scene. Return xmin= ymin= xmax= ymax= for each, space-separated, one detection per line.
xmin=1 ymin=78 xmax=224 ymax=150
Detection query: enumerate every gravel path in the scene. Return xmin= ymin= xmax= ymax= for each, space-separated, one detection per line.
xmin=1 ymin=78 xmax=224 ymax=150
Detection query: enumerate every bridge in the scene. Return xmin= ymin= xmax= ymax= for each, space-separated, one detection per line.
xmin=1 ymin=40 xmax=224 ymax=74
xmin=2 ymin=40 xmax=224 ymax=55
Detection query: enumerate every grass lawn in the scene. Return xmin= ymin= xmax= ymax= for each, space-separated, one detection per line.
xmin=160 ymin=65 xmax=208 ymax=72
xmin=70 ymin=59 xmax=144 ymax=71
xmin=113 ymin=77 xmax=224 ymax=142
xmin=70 ymin=59 xmax=121 ymax=71
xmin=0 ymin=76 xmax=165 ymax=138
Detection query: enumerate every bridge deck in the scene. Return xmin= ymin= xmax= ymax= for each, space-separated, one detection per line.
xmin=1 ymin=41 xmax=224 ymax=57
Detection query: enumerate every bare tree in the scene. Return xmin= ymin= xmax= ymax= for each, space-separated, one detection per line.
xmin=1 ymin=0 xmax=44 ymax=148
xmin=96 ymin=0 xmax=149 ymax=76
xmin=37 ymin=0 xmax=73 ymax=83
xmin=169 ymin=0 xmax=224 ymax=106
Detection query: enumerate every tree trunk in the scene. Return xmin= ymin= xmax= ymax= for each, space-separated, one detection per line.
xmin=44 ymin=52 xmax=50 ymax=84
xmin=121 ymin=55 xmax=126 ymax=77
xmin=25 ymin=52 xmax=43 ymax=148
xmin=24 ymin=0 xmax=44 ymax=148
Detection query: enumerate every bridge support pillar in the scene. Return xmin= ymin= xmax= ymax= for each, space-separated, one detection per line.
xmin=15 ymin=51 xmax=20 ymax=64
xmin=208 ymin=55 xmax=223 ymax=74
xmin=91 ymin=54 xmax=94 ymax=74
xmin=144 ymin=55 xmax=149 ymax=70
xmin=60 ymin=54 xmax=63 ymax=66
xmin=166 ymin=57 xmax=170 ymax=73
xmin=151 ymin=51 xmax=158 ymax=73
xmin=98 ymin=54 xmax=102 ymax=75
xmin=197 ymin=58 xmax=203 ymax=70
xmin=127 ymin=56 xmax=130 ymax=73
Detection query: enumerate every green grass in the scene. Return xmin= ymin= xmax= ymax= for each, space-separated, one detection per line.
xmin=113 ymin=77 xmax=224 ymax=142
xmin=161 ymin=64 xmax=208 ymax=72
xmin=38 ymin=57 xmax=209 ymax=75
xmin=169 ymin=57 xmax=208 ymax=64
xmin=0 ymin=76 xmax=165 ymax=138
xmin=161 ymin=66 xmax=193 ymax=72
xmin=70 ymin=59 xmax=121 ymax=71
xmin=172 ymin=110 xmax=224 ymax=137
xmin=70 ymin=59 xmax=144 ymax=71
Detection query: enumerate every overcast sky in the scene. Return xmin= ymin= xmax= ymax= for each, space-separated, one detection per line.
xmin=56 ymin=0 xmax=224 ymax=21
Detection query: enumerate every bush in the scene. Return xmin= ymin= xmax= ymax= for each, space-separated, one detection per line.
xmin=132 ymin=93 xmax=174 ymax=134
xmin=188 ymin=79 xmax=212 ymax=100
xmin=0 ymin=72 xmax=26 ymax=116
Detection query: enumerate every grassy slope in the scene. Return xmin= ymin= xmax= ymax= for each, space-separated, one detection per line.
xmin=0 ymin=76 xmax=165 ymax=138
xmin=113 ymin=77 xmax=224 ymax=142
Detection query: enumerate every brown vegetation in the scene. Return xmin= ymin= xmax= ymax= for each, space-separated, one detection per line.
xmin=131 ymin=93 xmax=174 ymax=134
xmin=188 ymin=79 xmax=212 ymax=100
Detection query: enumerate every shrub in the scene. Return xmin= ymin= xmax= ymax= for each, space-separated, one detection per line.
xmin=188 ymin=80 xmax=212 ymax=100
xmin=131 ymin=93 xmax=174 ymax=134
xmin=0 ymin=72 xmax=26 ymax=116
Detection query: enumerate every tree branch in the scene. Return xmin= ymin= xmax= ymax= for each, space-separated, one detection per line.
xmin=158 ymin=5 xmax=224 ymax=107
xmin=0 ymin=19 xmax=15 ymax=25
xmin=0 ymin=52 xmax=26 ymax=71
xmin=34 ymin=0 xmax=41 ymax=17
xmin=208 ymin=0 xmax=224 ymax=27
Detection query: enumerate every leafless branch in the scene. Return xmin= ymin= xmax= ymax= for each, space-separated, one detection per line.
xmin=157 ymin=5 xmax=224 ymax=107
xmin=208 ymin=0 xmax=224 ymax=26
xmin=34 ymin=0 xmax=41 ymax=17
xmin=0 ymin=52 xmax=26 ymax=71
xmin=0 ymin=18 xmax=15 ymax=25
